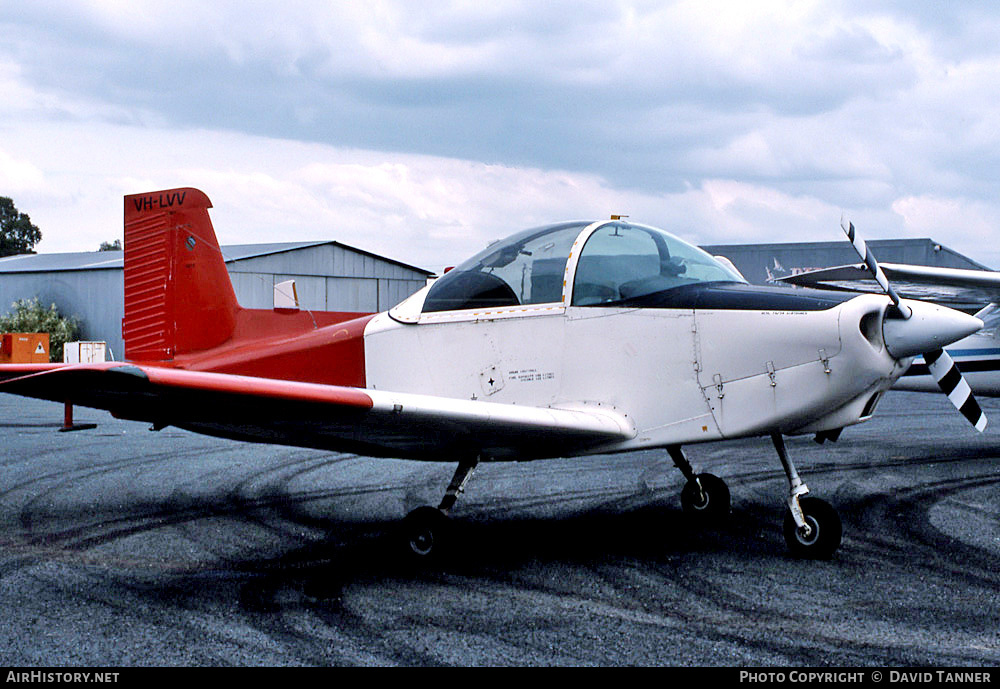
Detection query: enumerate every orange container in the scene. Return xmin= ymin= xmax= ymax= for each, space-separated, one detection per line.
xmin=0 ymin=333 xmax=50 ymax=363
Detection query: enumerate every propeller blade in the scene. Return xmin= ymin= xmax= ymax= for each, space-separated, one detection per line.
xmin=841 ymin=219 xmax=912 ymax=318
xmin=838 ymin=218 xmax=986 ymax=432
xmin=924 ymin=349 xmax=987 ymax=432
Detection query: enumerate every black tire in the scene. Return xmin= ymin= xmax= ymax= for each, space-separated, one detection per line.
xmin=783 ymin=496 xmax=842 ymax=559
xmin=680 ymin=473 xmax=730 ymax=522
xmin=401 ymin=506 xmax=449 ymax=560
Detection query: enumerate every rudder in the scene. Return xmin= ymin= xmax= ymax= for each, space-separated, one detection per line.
xmin=123 ymin=188 xmax=240 ymax=361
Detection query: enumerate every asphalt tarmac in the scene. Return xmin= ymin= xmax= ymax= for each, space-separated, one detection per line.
xmin=0 ymin=390 xmax=998 ymax=667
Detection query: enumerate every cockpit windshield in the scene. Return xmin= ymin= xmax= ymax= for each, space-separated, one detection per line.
xmin=422 ymin=222 xmax=588 ymax=312
xmin=571 ymin=221 xmax=745 ymax=305
xmin=420 ymin=219 xmax=746 ymax=313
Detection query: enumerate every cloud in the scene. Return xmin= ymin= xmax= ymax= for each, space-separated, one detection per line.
xmin=2 ymin=2 xmax=1000 ymax=273
xmin=0 ymin=149 xmax=45 ymax=194
xmin=892 ymin=196 xmax=1000 ymax=266
xmin=2 ymin=110 xmax=862 ymax=275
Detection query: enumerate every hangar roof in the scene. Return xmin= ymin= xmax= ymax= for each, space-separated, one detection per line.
xmin=700 ymin=237 xmax=991 ymax=285
xmin=0 ymin=240 xmax=433 ymax=276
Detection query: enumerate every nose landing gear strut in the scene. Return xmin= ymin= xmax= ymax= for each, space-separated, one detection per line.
xmin=772 ymin=432 xmax=842 ymax=559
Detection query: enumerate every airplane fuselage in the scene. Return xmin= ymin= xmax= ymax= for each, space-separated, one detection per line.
xmin=365 ymin=286 xmax=909 ymax=454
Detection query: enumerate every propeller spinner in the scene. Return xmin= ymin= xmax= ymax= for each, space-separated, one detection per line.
xmin=841 ymin=220 xmax=987 ymax=432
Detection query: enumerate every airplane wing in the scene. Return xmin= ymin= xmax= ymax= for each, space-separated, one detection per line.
xmin=776 ymin=262 xmax=1000 ymax=310
xmin=0 ymin=364 xmax=68 ymax=381
xmin=0 ymin=363 xmax=635 ymax=461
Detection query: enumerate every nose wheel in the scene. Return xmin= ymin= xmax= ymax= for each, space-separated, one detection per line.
xmin=772 ymin=432 xmax=842 ymax=559
xmin=782 ymin=496 xmax=842 ymax=559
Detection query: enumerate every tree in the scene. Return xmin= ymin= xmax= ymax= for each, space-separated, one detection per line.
xmin=0 ymin=297 xmax=80 ymax=362
xmin=0 ymin=197 xmax=42 ymax=257
xmin=99 ymin=239 xmax=122 ymax=251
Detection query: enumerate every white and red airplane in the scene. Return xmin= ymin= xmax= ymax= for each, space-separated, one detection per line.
xmin=0 ymin=189 xmax=987 ymax=560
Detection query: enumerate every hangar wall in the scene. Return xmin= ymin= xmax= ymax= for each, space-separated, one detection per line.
xmin=0 ymin=267 xmax=124 ymax=357
xmin=224 ymin=242 xmax=429 ymax=312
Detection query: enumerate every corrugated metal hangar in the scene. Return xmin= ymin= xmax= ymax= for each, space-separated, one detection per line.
xmin=701 ymin=238 xmax=991 ymax=285
xmin=0 ymin=240 xmax=432 ymax=361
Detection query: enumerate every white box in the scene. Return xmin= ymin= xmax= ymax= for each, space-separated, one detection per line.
xmin=63 ymin=341 xmax=108 ymax=363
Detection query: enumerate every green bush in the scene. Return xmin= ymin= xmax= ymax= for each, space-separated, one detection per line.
xmin=0 ymin=297 xmax=81 ymax=362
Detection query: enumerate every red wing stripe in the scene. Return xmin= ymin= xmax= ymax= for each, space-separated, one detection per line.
xmin=1 ymin=362 xmax=374 ymax=408
xmin=0 ymin=363 xmax=69 ymax=381
xmin=133 ymin=365 xmax=375 ymax=408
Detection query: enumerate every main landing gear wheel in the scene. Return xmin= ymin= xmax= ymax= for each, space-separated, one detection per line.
xmin=668 ymin=447 xmax=730 ymax=525
xmin=401 ymin=506 xmax=450 ymax=560
xmin=783 ymin=496 xmax=842 ymax=559
xmin=680 ymin=473 xmax=730 ymax=522
xmin=398 ymin=456 xmax=479 ymax=562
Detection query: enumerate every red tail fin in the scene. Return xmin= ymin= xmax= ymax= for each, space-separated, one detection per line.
xmin=123 ymin=188 xmax=239 ymax=361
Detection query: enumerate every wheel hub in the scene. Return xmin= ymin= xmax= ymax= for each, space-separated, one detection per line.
xmin=795 ymin=519 xmax=817 ymax=544
xmin=410 ymin=529 xmax=434 ymax=556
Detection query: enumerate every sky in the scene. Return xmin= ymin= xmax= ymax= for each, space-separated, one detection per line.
xmin=2 ymin=1 xmax=1000 ymax=273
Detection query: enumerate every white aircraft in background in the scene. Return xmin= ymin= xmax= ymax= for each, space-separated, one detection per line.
xmin=779 ymin=255 xmax=1000 ymax=401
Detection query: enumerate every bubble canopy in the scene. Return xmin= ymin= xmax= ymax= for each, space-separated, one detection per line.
xmin=421 ymin=220 xmax=746 ymax=313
